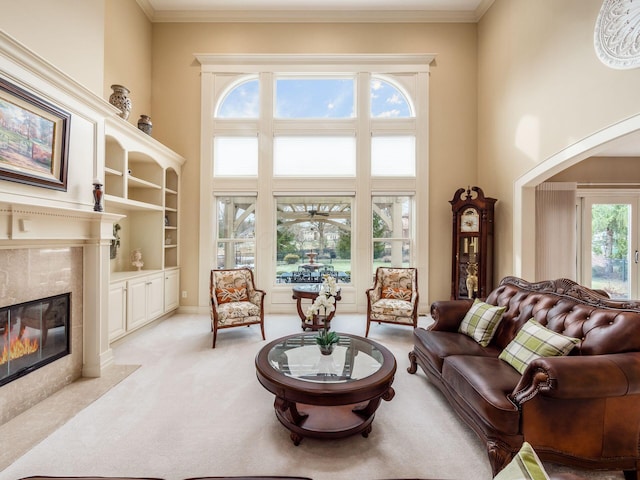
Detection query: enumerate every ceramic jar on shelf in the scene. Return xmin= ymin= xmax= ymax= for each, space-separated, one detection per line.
xmin=137 ymin=115 xmax=152 ymax=136
xmin=109 ymin=84 xmax=132 ymax=120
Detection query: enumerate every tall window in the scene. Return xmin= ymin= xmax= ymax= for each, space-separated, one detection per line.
xmin=276 ymin=197 xmax=352 ymax=284
xmin=216 ymin=196 xmax=256 ymax=269
xmin=200 ymin=54 xmax=431 ymax=303
xmin=373 ymin=196 xmax=412 ymax=268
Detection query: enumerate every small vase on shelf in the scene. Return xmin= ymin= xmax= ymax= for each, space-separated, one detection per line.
xmin=109 ymin=84 xmax=132 ymax=120
xmin=137 ymin=115 xmax=152 ymax=136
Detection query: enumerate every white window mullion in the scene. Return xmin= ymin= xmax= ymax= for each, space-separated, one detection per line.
xmin=256 ymin=72 xmax=274 ymax=290
xmin=355 ymin=72 xmax=373 ymax=309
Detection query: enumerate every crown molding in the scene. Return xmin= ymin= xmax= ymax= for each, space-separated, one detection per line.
xmin=136 ymin=0 xmax=495 ymax=23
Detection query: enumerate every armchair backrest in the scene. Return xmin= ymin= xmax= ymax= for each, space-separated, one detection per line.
xmin=371 ymin=267 xmax=418 ymax=302
xmin=210 ymin=268 xmax=257 ymax=306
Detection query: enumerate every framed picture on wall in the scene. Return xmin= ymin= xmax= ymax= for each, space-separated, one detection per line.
xmin=0 ymin=77 xmax=70 ymax=191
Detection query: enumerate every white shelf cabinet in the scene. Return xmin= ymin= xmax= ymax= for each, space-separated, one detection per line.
xmin=104 ymin=116 xmax=185 ymax=343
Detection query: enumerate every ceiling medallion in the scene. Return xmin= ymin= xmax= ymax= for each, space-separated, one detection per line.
xmin=594 ymin=0 xmax=640 ymax=69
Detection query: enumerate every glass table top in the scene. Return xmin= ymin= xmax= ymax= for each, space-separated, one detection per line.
xmin=291 ymin=283 xmax=341 ymax=294
xmin=267 ymin=333 xmax=384 ymax=384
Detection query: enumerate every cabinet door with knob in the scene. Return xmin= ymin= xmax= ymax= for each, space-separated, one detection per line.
xmin=127 ymin=272 xmax=164 ymax=331
xmin=108 ymin=281 xmax=127 ymax=341
xmin=164 ymin=268 xmax=179 ymax=312
xmin=450 ymin=186 xmax=497 ymax=300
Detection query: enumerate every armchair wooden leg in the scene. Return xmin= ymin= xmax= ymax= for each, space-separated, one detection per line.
xmin=260 ymin=322 xmax=265 ymax=340
xmin=365 ymin=319 xmax=371 ymax=337
xmin=212 ymin=325 xmax=218 ymax=348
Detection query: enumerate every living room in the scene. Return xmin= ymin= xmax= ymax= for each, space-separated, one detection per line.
xmin=1 ymin=0 xmax=640 ymax=478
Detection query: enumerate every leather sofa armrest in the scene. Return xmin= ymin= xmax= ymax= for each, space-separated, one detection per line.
xmin=510 ymin=352 xmax=640 ymax=406
xmin=429 ymin=299 xmax=473 ymax=332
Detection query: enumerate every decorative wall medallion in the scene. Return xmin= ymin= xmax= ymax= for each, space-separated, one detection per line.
xmin=594 ymin=0 xmax=640 ymax=69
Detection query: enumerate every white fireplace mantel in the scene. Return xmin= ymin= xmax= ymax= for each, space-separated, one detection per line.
xmin=0 ymin=201 xmax=124 ymax=378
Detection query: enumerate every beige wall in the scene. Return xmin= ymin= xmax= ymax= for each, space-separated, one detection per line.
xmin=478 ymin=0 xmax=640 ymax=281
xmin=0 ymin=0 xmax=105 ymax=95
xmin=105 ymin=0 xmax=153 ymax=123
xmin=550 ymin=157 xmax=640 ymax=184
xmin=150 ymin=22 xmax=478 ymax=305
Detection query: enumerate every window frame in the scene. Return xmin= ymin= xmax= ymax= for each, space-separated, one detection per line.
xmin=197 ymin=54 xmax=433 ymax=312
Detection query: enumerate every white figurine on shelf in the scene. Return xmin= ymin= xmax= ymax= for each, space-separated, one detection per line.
xmin=131 ymin=248 xmax=144 ymax=271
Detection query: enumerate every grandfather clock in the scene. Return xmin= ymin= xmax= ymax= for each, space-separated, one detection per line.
xmin=450 ymin=186 xmax=497 ymax=300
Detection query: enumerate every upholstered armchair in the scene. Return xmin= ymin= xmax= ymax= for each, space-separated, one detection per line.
xmin=365 ymin=267 xmax=419 ymax=337
xmin=209 ymin=268 xmax=266 ymax=348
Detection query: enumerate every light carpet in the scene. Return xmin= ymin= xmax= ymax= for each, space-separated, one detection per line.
xmin=0 ymin=313 xmax=624 ymax=480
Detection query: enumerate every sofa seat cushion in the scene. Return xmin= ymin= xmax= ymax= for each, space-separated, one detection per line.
xmin=413 ymin=327 xmax=500 ymax=373
xmin=442 ymin=355 xmax=521 ymax=435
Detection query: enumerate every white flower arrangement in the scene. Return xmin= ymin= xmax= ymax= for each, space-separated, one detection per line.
xmin=306 ymin=274 xmax=338 ymax=321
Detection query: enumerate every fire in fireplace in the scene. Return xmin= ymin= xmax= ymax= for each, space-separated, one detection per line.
xmin=0 ymin=293 xmax=70 ymax=387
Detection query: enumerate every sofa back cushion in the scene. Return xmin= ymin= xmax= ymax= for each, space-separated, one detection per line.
xmin=484 ymin=277 xmax=640 ymax=355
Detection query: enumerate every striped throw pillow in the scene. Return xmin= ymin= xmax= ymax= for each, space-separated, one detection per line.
xmin=458 ymin=299 xmax=506 ymax=347
xmin=499 ymin=319 xmax=579 ymax=374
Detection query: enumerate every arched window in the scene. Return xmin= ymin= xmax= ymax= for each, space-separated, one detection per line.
xmin=370 ymin=76 xmax=413 ymax=118
xmin=216 ymin=77 xmax=259 ymax=118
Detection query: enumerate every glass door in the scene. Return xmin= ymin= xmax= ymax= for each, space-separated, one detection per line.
xmin=581 ymin=195 xmax=639 ymax=299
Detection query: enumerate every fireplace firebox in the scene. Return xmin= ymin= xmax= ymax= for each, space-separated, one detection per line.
xmin=0 ymin=293 xmax=71 ymax=387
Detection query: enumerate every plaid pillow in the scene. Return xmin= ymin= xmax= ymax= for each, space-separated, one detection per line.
xmin=381 ymin=287 xmax=412 ymax=301
xmin=499 ymin=319 xmax=580 ymax=374
xmin=215 ymin=287 xmax=248 ymax=304
xmin=458 ymin=298 xmax=506 ymax=347
xmin=493 ymin=441 xmax=551 ymax=480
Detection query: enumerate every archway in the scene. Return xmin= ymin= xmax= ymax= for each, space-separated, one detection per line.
xmin=514 ymin=113 xmax=640 ymax=279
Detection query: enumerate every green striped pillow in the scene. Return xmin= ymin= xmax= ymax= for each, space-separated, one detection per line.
xmin=493 ymin=441 xmax=550 ymax=480
xmin=499 ymin=319 xmax=580 ymax=374
xmin=458 ymin=299 xmax=506 ymax=347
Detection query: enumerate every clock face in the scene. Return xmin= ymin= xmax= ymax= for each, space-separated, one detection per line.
xmin=460 ymin=208 xmax=479 ymax=232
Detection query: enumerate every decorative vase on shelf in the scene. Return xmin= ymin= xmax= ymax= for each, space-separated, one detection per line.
xmin=109 ymin=84 xmax=132 ymax=120
xmin=137 ymin=115 xmax=152 ymax=136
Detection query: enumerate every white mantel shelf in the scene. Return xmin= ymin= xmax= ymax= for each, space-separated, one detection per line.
xmin=0 ymin=202 xmax=122 ymax=242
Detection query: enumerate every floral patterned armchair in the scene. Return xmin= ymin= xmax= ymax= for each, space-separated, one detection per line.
xmin=365 ymin=267 xmax=419 ymax=337
xmin=209 ymin=268 xmax=266 ymax=348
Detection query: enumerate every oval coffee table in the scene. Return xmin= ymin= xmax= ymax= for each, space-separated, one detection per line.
xmin=255 ymin=332 xmax=396 ymax=445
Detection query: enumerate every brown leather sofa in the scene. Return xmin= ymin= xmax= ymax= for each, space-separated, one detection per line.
xmin=408 ymin=276 xmax=640 ymax=480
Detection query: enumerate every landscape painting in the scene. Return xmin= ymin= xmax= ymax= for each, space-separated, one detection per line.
xmin=0 ymin=77 xmax=70 ymax=191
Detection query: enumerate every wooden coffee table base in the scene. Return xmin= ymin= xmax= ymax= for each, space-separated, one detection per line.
xmin=256 ymin=333 xmax=397 ymax=446
xmin=273 ymin=388 xmax=395 ymax=445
